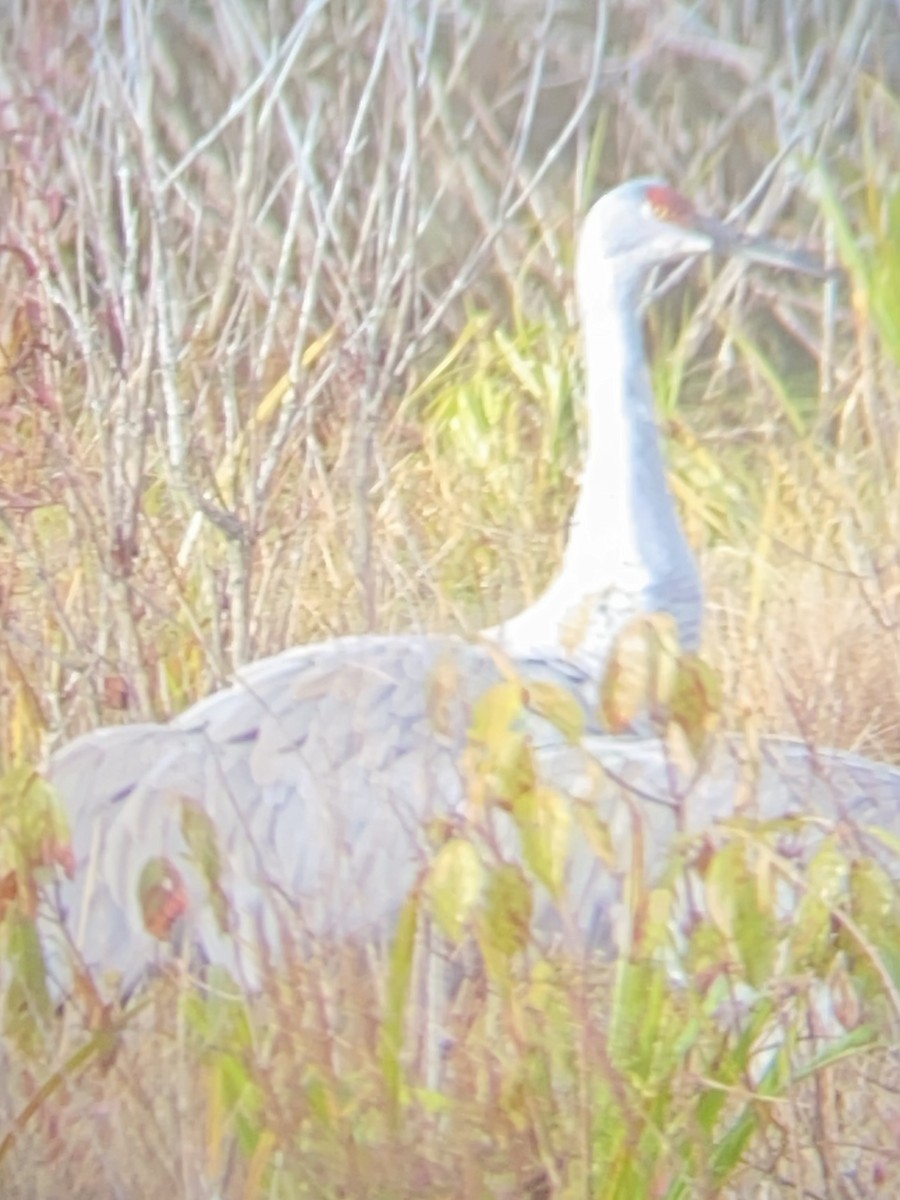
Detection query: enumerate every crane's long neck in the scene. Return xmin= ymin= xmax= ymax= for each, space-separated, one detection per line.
xmin=564 ymin=270 xmax=686 ymax=583
xmin=485 ymin=261 xmax=702 ymax=674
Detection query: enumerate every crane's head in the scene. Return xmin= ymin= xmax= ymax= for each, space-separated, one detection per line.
xmin=579 ymin=177 xmax=830 ymax=299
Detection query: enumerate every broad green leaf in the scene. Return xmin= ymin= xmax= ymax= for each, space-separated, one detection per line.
xmin=641 ymin=886 xmax=676 ymax=957
xmin=705 ymin=840 xmax=777 ymax=987
xmin=600 ymin=613 xmax=680 ymax=731
xmin=0 ymin=767 xmax=72 ymax=896
xmin=524 ymin=679 xmax=585 ymax=742
xmin=608 ymin=957 xmax=668 ymax=1082
xmin=845 ymin=857 xmax=900 ymax=995
xmin=511 ymin=785 xmax=571 ymax=898
xmin=669 ymin=653 xmax=721 ymax=756
xmin=425 ymin=838 xmax=485 ymax=943
xmin=572 ymin=798 xmax=615 ymax=867
xmin=790 ymin=838 xmax=848 ymax=973
xmin=848 ymin=856 xmax=897 ymax=942
xmin=2 ymin=909 xmax=52 ymax=1054
xmin=479 ymin=862 xmax=532 ymax=962
xmin=468 ymin=680 xmax=535 ymax=801
xmin=704 ymin=843 xmax=739 ymax=942
xmin=470 ymin=680 xmax=525 ymax=747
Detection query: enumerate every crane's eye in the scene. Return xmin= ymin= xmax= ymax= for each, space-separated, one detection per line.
xmin=644 ymin=184 xmax=697 ymax=227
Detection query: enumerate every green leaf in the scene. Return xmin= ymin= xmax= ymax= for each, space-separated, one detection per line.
xmin=608 ymin=957 xmax=669 ymax=1082
xmin=479 ymin=863 xmax=532 ymax=963
xmin=0 ymin=766 xmax=72 ymax=890
xmin=705 ymin=841 xmax=778 ymax=988
xmin=669 ymin=653 xmax=720 ymax=756
xmin=511 ymin=785 xmax=571 ymax=898
xmin=524 ymin=679 xmax=586 ymax=742
xmin=180 ymin=800 xmax=230 ymax=932
xmin=468 ymin=680 xmax=535 ymax=801
xmin=2 ymin=909 xmax=52 ymax=1054
xmin=790 ymin=838 xmax=848 ymax=973
xmin=380 ymin=894 xmax=419 ymax=1109
xmin=845 ymin=857 xmax=900 ymax=994
xmin=572 ymin=798 xmax=615 ymax=867
xmin=600 ymin=613 xmax=681 ymax=731
xmin=425 ymin=838 xmax=485 ymax=943
xmin=470 ymin=680 xmax=525 ymax=747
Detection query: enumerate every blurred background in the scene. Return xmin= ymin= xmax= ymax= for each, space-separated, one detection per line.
xmin=0 ymin=0 xmax=898 ymax=761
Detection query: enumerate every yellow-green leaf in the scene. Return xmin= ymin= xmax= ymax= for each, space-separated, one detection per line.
xmin=380 ymin=893 xmax=419 ymax=1108
xmin=425 ymin=839 xmax=485 ymax=943
xmin=479 ymin=863 xmax=532 ymax=961
xmin=511 ymin=785 xmax=571 ymax=898
xmin=600 ymin=613 xmax=680 ymax=731
xmin=471 ymin=680 xmax=526 ymax=749
xmin=181 ymin=800 xmax=230 ymax=932
xmin=525 ymin=680 xmax=585 ymax=743
xmin=669 ymin=653 xmax=721 ymax=756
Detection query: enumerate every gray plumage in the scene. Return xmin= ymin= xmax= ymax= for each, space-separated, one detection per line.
xmin=43 ymin=635 xmax=900 ymax=996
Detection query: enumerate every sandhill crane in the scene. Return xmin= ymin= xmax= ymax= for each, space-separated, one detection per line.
xmin=38 ymin=179 xmax=900 ymax=1003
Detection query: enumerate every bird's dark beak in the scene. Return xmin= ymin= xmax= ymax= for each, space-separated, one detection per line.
xmin=695 ymin=213 xmax=836 ymax=279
